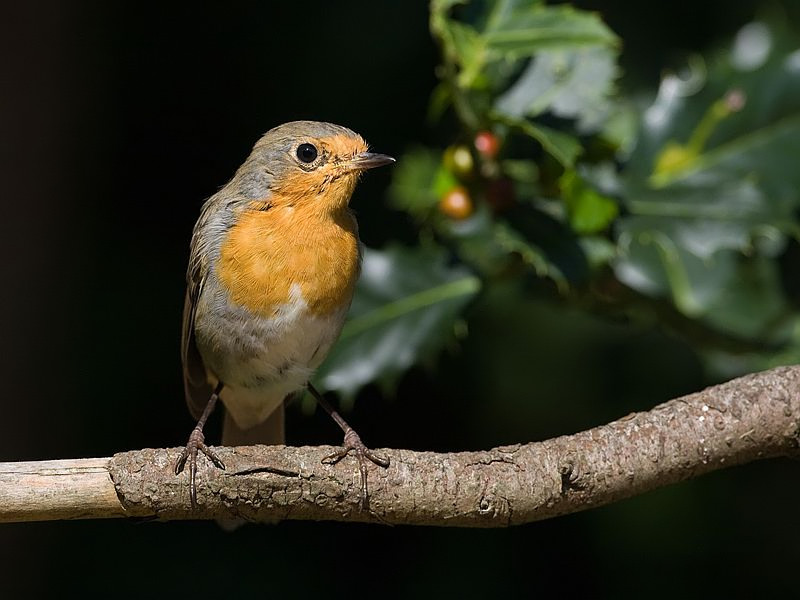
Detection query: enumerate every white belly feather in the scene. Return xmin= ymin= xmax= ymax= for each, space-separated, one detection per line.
xmin=195 ymin=283 xmax=348 ymax=429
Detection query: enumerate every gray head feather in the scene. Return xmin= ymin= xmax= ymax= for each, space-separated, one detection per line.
xmin=232 ymin=121 xmax=359 ymax=200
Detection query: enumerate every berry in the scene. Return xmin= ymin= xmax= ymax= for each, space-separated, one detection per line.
xmin=443 ymin=145 xmax=474 ymax=177
xmin=439 ymin=186 xmax=473 ymax=220
xmin=474 ymin=130 xmax=500 ymax=159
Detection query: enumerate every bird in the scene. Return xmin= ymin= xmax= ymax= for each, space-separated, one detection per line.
xmin=174 ymin=121 xmax=395 ymax=508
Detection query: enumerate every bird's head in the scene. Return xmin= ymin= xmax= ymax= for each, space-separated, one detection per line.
xmin=233 ymin=121 xmax=394 ymax=214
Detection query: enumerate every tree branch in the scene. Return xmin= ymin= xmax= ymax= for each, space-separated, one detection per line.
xmin=2 ymin=366 xmax=798 ymax=526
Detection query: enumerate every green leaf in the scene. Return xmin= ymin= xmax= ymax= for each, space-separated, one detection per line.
xmin=448 ymin=22 xmax=488 ymax=88
xmin=495 ymin=46 xmax=619 ymax=132
xmin=434 ymin=1 xmax=618 ymax=95
xmin=614 ymin=227 xmax=788 ymax=338
xmin=492 ymin=221 xmax=568 ymax=290
xmin=438 ymin=202 xmax=521 ymax=275
xmin=499 ymin=205 xmax=590 ymax=285
xmin=701 ymin=256 xmax=788 ymax=339
xmin=650 ymin=114 xmax=800 ymax=201
xmin=560 ymin=170 xmax=619 ymax=234
xmin=614 ymin=178 xmax=792 ymax=320
xmin=501 ymin=159 xmax=539 ymax=183
xmin=388 ymin=147 xmax=441 ymax=217
xmin=314 ymin=244 xmax=481 ymax=403
xmin=427 ymin=82 xmax=453 ymax=124
xmin=483 ymin=0 xmax=546 ymax=33
xmin=578 ymin=236 xmax=617 ymax=270
xmin=497 ymin=114 xmax=582 ymax=167
xmin=616 ymin=219 xmax=739 ymax=316
xmin=435 ymin=196 xmax=588 ymax=289
xmin=612 ymin=21 xmax=800 ymax=340
xmin=482 ymin=5 xmax=618 ymax=56
xmin=627 ymin=22 xmax=800 ymax=186
xmin=433 ymin=165 xmax=460 ymax=199
xmin=601 ymin=101 xmax=639 ymax=156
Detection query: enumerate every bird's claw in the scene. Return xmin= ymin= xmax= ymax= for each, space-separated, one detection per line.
xmin=322 ymin=428 xmax=389 ymax=509
xmin=175 ymin=427 xmax=225 ymax=508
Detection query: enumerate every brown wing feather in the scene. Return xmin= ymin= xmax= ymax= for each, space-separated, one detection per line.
xmin=181 ymin=286 xmax=212 ymax=420
xmin=181 ymin=199 xmax=218 ymax=420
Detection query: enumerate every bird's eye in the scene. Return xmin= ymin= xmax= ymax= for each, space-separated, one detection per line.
xmin=296 ymin=143 xmax=318 ymax=164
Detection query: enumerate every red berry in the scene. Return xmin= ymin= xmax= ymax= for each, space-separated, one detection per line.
xmin=439 ymin=186 xmax=473 ymax=220
xmin=474 ymin=130 xmax=501 ymax=159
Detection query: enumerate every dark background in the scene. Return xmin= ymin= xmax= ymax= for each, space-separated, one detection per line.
xmin=1 ymin=1 xmax=798 ymax=597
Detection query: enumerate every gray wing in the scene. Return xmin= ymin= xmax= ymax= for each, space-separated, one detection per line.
xmin=181 ymin=200 xmax=218 ymax=420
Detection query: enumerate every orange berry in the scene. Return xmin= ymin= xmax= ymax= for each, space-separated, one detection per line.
xmin=474 ymin=130 xmax=500 ymax=158
xmin=439 ymin=186 xmax=473 ymax=220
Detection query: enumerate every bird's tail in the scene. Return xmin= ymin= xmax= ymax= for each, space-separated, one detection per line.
xmin=221 ymin=403 xmax=285 ymax=447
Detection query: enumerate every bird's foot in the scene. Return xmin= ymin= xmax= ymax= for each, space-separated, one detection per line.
xmin=174 ymin=426 xmax=225 ymax=508
xmin=322 ymin=426 xmax=389 ymax=510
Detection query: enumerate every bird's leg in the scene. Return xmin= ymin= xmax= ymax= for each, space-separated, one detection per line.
xmin=307 ymin=383 xmax=389 ymax=510
xmin=175 ymin=381 xmax=226 ymax=507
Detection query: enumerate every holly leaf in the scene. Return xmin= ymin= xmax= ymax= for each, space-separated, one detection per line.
xmin=495 ymin=46 xmax=619 ymax=132
xmin=497 ymin=114 xmax=582 ymax=167
xmin=314 ymin=244 xmax=481 ymax=405
xmin=613 ymin=21 xmax=800 ymax=341
xmin=482 ymin=4 xmax=618 ymax=56
xmin=560 ymin=169 xmax=619 ymax=234
xmin=434 ymin=0 xmax=618 ymax=95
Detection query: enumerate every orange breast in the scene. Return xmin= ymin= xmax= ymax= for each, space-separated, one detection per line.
xmin=217 ymin=202 xmax=360 ymax=317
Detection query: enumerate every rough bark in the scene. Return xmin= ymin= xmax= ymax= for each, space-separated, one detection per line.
xmin=1 ymin=366 xmax=798 ymax=526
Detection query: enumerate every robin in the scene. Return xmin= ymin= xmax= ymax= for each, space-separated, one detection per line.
xmin=175 ymin=121 xmax=395 ymax=508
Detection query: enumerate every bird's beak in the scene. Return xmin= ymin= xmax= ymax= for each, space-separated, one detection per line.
xmin=348 ymin=152 xmax=396 ymax=171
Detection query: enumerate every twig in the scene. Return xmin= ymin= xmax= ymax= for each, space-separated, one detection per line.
xmin=1 ymin=366 xmax=797 ymax=526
